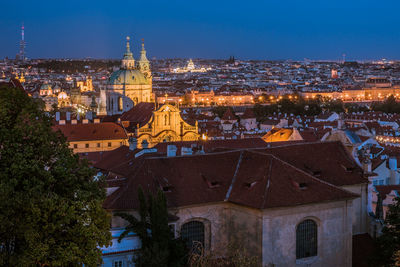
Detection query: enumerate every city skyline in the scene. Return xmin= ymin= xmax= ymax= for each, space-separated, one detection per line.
xmin=2 ymin=0 xmax=400 ymax=60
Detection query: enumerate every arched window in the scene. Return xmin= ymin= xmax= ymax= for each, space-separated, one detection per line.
xmin=296 ymin=219 xmax=317 ymax=259
xmin=181 ymin=221 xmax=205 ymax=251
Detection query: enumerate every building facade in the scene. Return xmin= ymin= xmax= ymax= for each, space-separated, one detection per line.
xmin=98 ymin=142 xmax=367 ymax=266
xmin=99 ymin=37 xmax=153 ymax=116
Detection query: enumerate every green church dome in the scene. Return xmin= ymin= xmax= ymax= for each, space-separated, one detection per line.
xmin=40 ymin=83 xmax=52 ymax=90
xmin=108 ymin=69 xmax=148 ymax=86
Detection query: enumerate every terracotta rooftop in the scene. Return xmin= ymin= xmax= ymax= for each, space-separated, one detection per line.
xmin=120 ymin=102 xmax=155 ymax=129
xmin=374 ymin=185 xmax=400 ymax=200
xmin=103 ymin=149 xmax=358 ymax=211
xmin=0 ymin=78 xmax=25 ymax=93
xmin=241 ymin=108 xmax=255 ymax=119
xmin=53 ymin=122 xmax=127 ymax=142
xmin=221 ymin=108 xmax=236 ymax=121
xmin=254 ymin=141 xmax=367 ymax=186
xmin=153 ymin=138 xmax=270 ymax=155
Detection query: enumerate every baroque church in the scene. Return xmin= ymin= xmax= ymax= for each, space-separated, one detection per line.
xmin=100 ymin=37 xmax=199 ymax=148
xmin=99 ymin=37 xmax=152 ymax=115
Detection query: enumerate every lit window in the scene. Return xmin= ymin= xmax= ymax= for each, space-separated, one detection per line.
xmin=181 ymin=221 xmax=205 ymax=251
xmin=118 ymin=97 xmax=123 ymax=111
xmin=296 ymin=219 xmax=317 ymax=259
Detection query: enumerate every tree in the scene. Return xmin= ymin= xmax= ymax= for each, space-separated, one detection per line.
xmin=372 ymin=95 xmax=400 ymax=114
xmin=324 ymin=99 xmax=345 ymax=113
xmin=374 ymin=196 xmax=400 ymax=266
xmin=116 ymin=187 xmax=187 ymax=267
xmin=0 ymin=86 xmax=111 ymax=266
xmin=188 ymin=241 xmax=260 ymax=267
xmin=212 ymin=106 xmax=228 ymax=118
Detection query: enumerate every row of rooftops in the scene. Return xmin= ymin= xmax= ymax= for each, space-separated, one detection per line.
xmin=91 ymin=140 xmax=365 ymax=211
xmin=9 ymin=57 xmax=400 ymax=107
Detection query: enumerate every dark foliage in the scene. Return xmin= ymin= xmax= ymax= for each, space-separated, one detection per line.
xmin=0 ymin=86 xmax=111 ymax=266
xmin=116 ymin=188 xmax=187 ymax=267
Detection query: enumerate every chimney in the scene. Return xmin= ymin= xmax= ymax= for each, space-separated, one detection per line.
xmin=122 ymin=121 xmax=130 ymax=128
xmin=128 ymin=136 xmax=137 ymax=151
xmin=181 ymin=147 xmax=192 ymax=156
xmin=71 ymin=119 xmax=77 ymax=125
xmin=363 ymin=158 xmax=372 ymax=174
xmin=82 ymin=119 xmax=89 ymax=124
xmin=167 ymin=145 xmax=177 ymax=157
xmin=66 ymin=112 xmax=71 ymax=121
xmin=389 ymin=157 xmax=397 ymax=184
xmin=141 ymin=139 xmax=149 ymax=149
xmin=86 ymin=111 xmax=93 ymax=121
xmin=338 ymin=113 xmax=345 ymax=130
xmin=56 ymin=111 xmax=60 ymax=121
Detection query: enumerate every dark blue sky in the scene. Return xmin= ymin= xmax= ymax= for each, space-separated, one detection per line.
xmin=1 ymin=0 xmax=400 ymax=60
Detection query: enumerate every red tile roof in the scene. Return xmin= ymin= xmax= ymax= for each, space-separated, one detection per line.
xmin=154 ymin=138 xmax=270 ymax=154
xmin=0 ymin=79 xmax=25 ymax=92
xmin=254 ymin=141 xmax=367 ymax=186
xmin=94 ymin=146 xmax=148 ymax=177
xmin=241 ymin=108 xmax=255 ymax=119
xmin=53 ymin=122 xmax=127 ymax=142
xmin=221 ymin=108 xmax=236 ymax=121
xmin=103 ymin=143 xmax=360 ymax=211
xmin=120 ymin=102 xmax=155 ymax=128
xmin=375 ymin=185 xmax=400 ymax=200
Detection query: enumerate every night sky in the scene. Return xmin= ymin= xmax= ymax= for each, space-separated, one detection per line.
xmin=1 ymin=0 xmax=400 ymax=60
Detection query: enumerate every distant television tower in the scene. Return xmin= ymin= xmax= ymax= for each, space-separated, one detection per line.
xmin=342 ymin=53 xmax=346 ymax=64
xmin=18 ymin=23 xmax=26 ymax=61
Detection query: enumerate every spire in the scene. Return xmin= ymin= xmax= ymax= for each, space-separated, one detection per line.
xmin=139 ymin=38 xmax=149 ymax=62
xmin=124 ymin=36 xmax=133 ymax=59
xmin=122 ymin=36 xmax=135 ymax=69
xmin=137 ymin=38 xmax=151 ymax=79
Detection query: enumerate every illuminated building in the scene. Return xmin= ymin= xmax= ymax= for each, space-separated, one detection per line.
xmin=16 ymin=72 xmax=25 ymax=83
xmin=120 ymin=103 xmax=199 ymax=148
xmin=40 ymin=83 xmax=53 ymax=96
xmin=53 ymin=120 xmax=127 ymax=153
xmin=172 ymin=59 xmax=210 ymax=73
xmin=184 ymin=90 xmax=254 ymax=106
xmin=331 ymin=69 xmax=338 ymax=79
xmin=76 ymin=76 xmax=93 ymax=92
xmin=99 ymin=37 xmax=153 ymax=115
xmin=57 ymin=91 xmax=70 ymax=108
xmin=301 ymin=77 xmax=400 ymax=102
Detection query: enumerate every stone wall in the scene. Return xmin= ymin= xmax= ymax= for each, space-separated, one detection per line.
xmin=262 ymin=200 xmax=353 ymax=267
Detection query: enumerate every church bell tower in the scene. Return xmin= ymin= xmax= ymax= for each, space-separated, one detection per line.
xmin=137 ymin=39 xmax=151 ymax=80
